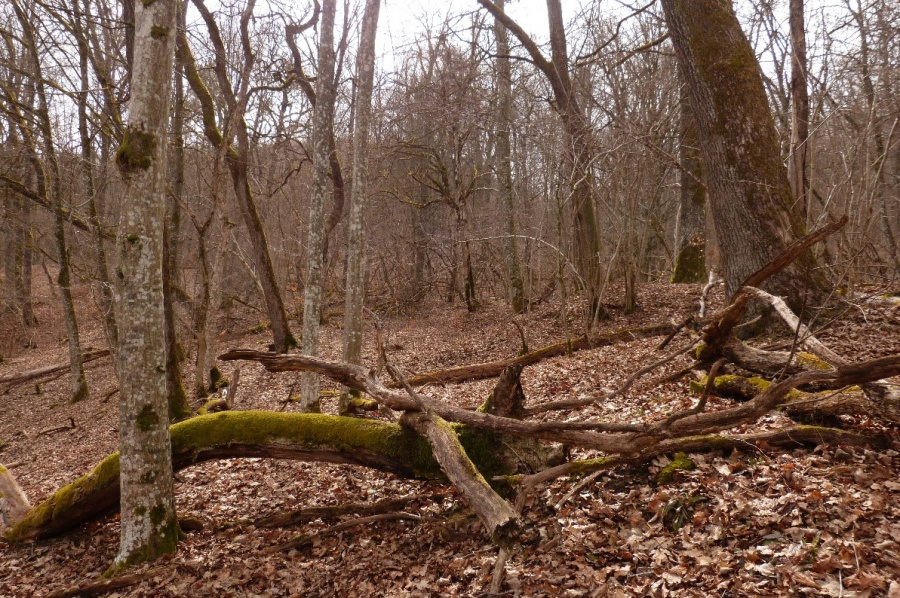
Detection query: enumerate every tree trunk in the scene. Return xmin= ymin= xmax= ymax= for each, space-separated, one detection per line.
xmin=659 ymin=0 xmax=822 ymax=307
xmin=340 ymin=0 xmax=380 ymax=415
xmin=73 ymin=0 xmax=119 ymax=366
xmin=788 ymin=0 xmax=809 ymax=222
xmin=671 ymin=80 xmax=707 ymax=283
xmin=493 ymin=0 xmax=526 ymax=314
xmin=111 ymin=0 xmax=179 ymax=570
xmin=12 ymin=0 xmax=89 ymax=404
xmin=300 ymin=0 xmax=338 ymax=413
xmin=478 ymin=0 xmax=604 ymax=319
xmin=179 ymin=1 xmax=295 ymax=353
xmin=164 ymin=8 xmax=190 ymax=420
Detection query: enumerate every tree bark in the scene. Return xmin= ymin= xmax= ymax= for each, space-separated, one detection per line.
xmin=671 ymin=78 xmax=707 ymax=283
xmin=163 ymin=2 xmax=190 ymax=421
xmin=659 ymin=0 xmax=822 ymax=306
xmin=111 ymin=0 xmax=179 ymax=570
xmin=340 ymin=0 xmax=380 ymax=415
xmin=788 ymin=0 xmax=809 ymax=222
xmin=493 ymin=0 xmax=526 ymax=314
xmin=300 ymin=0 xmax=338 ymax=413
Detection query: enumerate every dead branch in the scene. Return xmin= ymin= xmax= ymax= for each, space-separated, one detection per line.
xmin=45 ymin=565 xmax=173 ymax=598
xmin=0 ymin=349 xmax=110 ymax=393
xmin=386 ymin=358 xmax=520 ymax=543
xmin=0 ymin=464 xmax=31 ymax=530
xmin=253 ymin=495 xmax=424 ymax=528
xmin=267 ymin=512 xmax=421 ymax=554
xmin=388 ymin=323 xmax=675 ymax=387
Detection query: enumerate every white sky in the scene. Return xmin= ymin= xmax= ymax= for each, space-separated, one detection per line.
xmin=376 ymin=0 xmax=584 ymax=71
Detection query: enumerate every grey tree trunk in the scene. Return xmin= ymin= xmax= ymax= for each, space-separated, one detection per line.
xmin=671 ymin=81 xmax=707 ymax=283
xmin=493 ymin=0 xmax=526 ymax=314
xmin=164 ymin=6 xmax=190 ymax=420
xmin=340 ymin=0 xmax=380 ymax=415
xmin=788 ymin=0 xmax=809 ymax=222
xmin=111 ymin=0 xmax=179 ymax=571
xmin=659 ymin=0 xmax=823 ymax=307
xmin=300 ymin=0 xmax=337 ymax=413
xmin=13 ymin=0 xmax=89 ymax=403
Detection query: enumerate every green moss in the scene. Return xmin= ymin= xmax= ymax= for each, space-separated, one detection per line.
xmin=6 ymin=412 xmax=545 ymax=542
xmin=115 ymin=128 xmax=156 ymax=175
xmin=4 ymin=452 xmax=120 ymax=542
xmin=136 ymin=405 xmax=160 ymax=432
xmin=568 ymin=456 xmax=617 ymax=476
xmin=126 ymin=234 xmax=140 ymax=244
xmin=150 ymin=505 xmax=167 ymax=526
xmin=693 ymin=374 xmax=809 ymax=402
xmin=657 ymin=452 xmax=695 ymax=485
xmin=796 ymin=352 xmax=832 ymax=371
xmin=69 ymin=384 xmax=89 ymax=405
xmin=134 ymin=506 xmax=147 ymax=517
xmin=694 ymin=342 xmax=711 ymax=361
xmin=149 ymin=26 xmax=168 ymax=40
xmin=671 ymin=244 xmax=706 ymax=284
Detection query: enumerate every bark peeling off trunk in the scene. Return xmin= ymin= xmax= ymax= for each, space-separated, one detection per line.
xmin=4 ymin=411 xmax=540 ymax=542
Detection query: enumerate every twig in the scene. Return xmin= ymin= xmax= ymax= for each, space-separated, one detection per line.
xmin=45 ymin=564 xmax=171 ymax=598
xmin=658 ymin=358 xmax=727 ymax=431
xmin=489 ymin=546 xmax=511 ymax=594
xmin=657 ymin=316 xmax=694 ymax=351
xmin=37 ymin=417 xmax=77 ymax=437
xmin=554 ymin=470 xmax=603 ymax=511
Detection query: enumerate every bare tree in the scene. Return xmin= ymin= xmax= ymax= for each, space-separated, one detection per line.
xmin=300 ymin=0 xmax=337 ymax=413
xmin=111 ymin=0 xmax=179 ymax=571
xmin=659 ymin=0 xmax=822 ymax=305
xmin=340 ymin=0 xmax=380 ymax=414
xmin=10 ymin=0 xmax=89 ymax=403
xmin=492 ymin=0 xmax=526 ymax=313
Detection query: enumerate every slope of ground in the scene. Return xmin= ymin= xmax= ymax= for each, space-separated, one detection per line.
xmin=1 ymin=280 xmax=899 ymax=597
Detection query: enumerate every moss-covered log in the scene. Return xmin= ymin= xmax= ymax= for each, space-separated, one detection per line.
xmin=4 ymin=411 xmax=535 ymax=542
xmin=693 ymin=373 xmax=880 ymax=421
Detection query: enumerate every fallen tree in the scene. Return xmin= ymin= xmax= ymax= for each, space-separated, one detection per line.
xmin=5 ymin=217 xmax=899 ymax=560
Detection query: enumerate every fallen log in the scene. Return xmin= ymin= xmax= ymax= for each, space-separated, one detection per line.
xmin=390 ymin=323 xmax=676 ymax=387
xmin=0 ymin=349 xmax=111 ymax=393
xmin=3 ymin=411 xmax=544 ymax=542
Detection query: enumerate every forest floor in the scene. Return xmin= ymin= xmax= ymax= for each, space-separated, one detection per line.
xmin=1 ymin=278 xmax=900 ymax=597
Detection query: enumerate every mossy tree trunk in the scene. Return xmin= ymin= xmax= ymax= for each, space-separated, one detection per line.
xmin=659 ymin=0 xmax=824 ymax=307
xmin=112 ymin=0 xmax=180 ymax=570
xmin=671 ymin=79 xmax=707 ymax=283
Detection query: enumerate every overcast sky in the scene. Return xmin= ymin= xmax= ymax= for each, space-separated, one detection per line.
xmin=375 ymin=0 xmax=584 ymax=71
